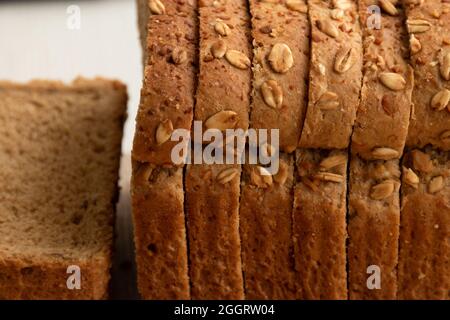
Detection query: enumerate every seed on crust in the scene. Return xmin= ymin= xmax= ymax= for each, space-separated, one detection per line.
xmin=319 ymin=154 xmax=347 ymax=170
xmin=149 ymin=0 xmax=166 ymax=15
xmin=214 ymin=20 xmax=231 ymax=37
xmin=372 ymin=147 xmax=400 ymax=160
xmin=428 ymin=176 xmax=444 ymax=194
xmin=205 ymin=110 xmax=238 ymax=130
xmin=217 ymin=168 xmax=239 ymax=185
xmin=407 ymin=19 xmax=431 ymax=33
xmin=156 ymin=119 xmax=174 ymax=145
xmin=314 ymin=172 xmax=345 ymax=183
xmin=211 ymin=39 xmax=227 ymax=58
xmin=225 ymin=50 xmax=251 ymax=69
xmin=402 ymin=167 xmax=419 ymax=188
xmin=370 ymin=180 xmax=395 ymax=200
xmin=379 ymin=72 xmax=406 ymax=91
xmin=431 ymin=89 xmax=450 ymax=111
xmin=261 ymin=80 xmax=283 ymax=109
xmin=334 ymin=46 xmax=356 ymax=74
xmin=317 ymin=19 xmax=339 ymax=38
xmin=268 ymin=43 xmax=294 ymax=73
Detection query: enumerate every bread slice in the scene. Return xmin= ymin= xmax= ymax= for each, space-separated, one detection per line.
xmin=404 ymin=0 xmax=450 ymax=151
xmin=348 ymin=156 xmax=400 ymax=299
xmin=0 ymin=78 xmax=127 ymax=300
xmin=293 ymin=149 xmax=348 ymax=299
xmin=249 ymin=0 xmax=310 ymax=153
xmin=195 ymin=0 xmax=252 ymax=132
xmin=398 ymin=148 xmax=449 ymax=299
xmin=186 ymin=163 xmax=244 ymax=300
xmin=299 ymin=0 xmax=363 ymax=149
xmin=132 ymin=13 xmax=198 ymax=165
xmin=131 ymin=163 xmax=190 ymax=299
xmin=136 ymin=0 xmax=197 ymax=64
xmin=132 ymin=0 xmax=197 ymax=300
xmin=352 ymin=0 xmax=414 ymax=160
xmin=239 ymin=154 xmax=296 ymax=299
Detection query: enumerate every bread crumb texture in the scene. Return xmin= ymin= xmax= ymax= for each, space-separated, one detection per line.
xmin=0 ymin=78 xmax=127 ymax=299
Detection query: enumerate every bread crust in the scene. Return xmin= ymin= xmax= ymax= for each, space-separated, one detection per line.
xmin=299 ymin=0 xmax=363 ymax=149
xmin=352 ymin=0 xmax=414 ymax=160
xmin=348 ymin=156 xmax=400 ymax=299
xmin=249 ymin=0 xmax=310 ymax=153
xmin=131 ymin=164 xmax=190 ymax=299
xmin=293 ymin=149 xmax=348 ymax=299
xmin=186 ymin=164 xmax=244 ymax=300
xmin=398 ymin=148 xmax=450 ymax=299
xmin=239 ymin=154 xmax=296 ymax=299
xmin=136 ymin=0 xmax=197 ymax=64
xmin=195 ymin=0 xmax=252 ymax=131
xmin=132 ymin=14 xmax=198 ymax=165
xmin=0 ymin=254 xmax=110 ymax=300
xmin=404 ymin=0 xmax=450 ymax=150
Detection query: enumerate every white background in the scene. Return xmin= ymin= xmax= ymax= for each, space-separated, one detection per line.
xmin=0 ymin=0 xmax=141 ymax=298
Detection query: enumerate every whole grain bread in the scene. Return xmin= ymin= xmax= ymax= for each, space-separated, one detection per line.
xmin=131 ymin=163 xmax=190 ymax=299
xmin=195 ymin=0 xmax=252 ymax=132
xmin=132 ymin=3 xmax=196 ymax=300
xmin=404 ymin=0 xmax=450 ymax=150
xmin=137 ymin=0 xmax=197 ymax=64
xmin=0 ymin=78 xmax=127 ymax=300
xmin=299 ymin=0 xmax=363 ymax=149
xmin=348 ymin=156 xmax=400 ymax=300
xmin=239 ymin=154 xmax=297 ymax=299
xmin=249 ymin=0 xmax=310 ymax=153
xmin=293 ymin=149 xmax=348 ymax=299
xmin=398 ymin=148 xmax=449 ymax=299
xmin=185 ymin=163 xmax=244 ymax=300
xmin=352 ymin=0 xmax=414 ymax=160
xmin=132 ymin=13 xmax=198 ymax=166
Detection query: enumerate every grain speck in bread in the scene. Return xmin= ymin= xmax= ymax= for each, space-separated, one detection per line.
xmin=293 ymin=149 xmax=348 ymax=299
xmin=0 ymin=78 xmax=127 ymax=300
xmin=404 ymin=0 xmax=450 ymax=150
xmin=348 ymin=156 xmax=400 ymax=300
xmin=299 ymin=0 xmax=363 ymax=149
xmin=186 ymin=164 xmax=244 ymax=300
xmin=351 ymin=0 xmax=414 ymax=160
xmin=249 ymin=0 xmax=310 ymax=153
xmin=239 ymin=154 xmax=296 ymax=299
xmin=398 ymin=148 xmax=450 ymax=300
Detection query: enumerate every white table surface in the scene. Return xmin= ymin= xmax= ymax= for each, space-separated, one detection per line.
xmin=0 ymin=0 xmax=142 ymax=299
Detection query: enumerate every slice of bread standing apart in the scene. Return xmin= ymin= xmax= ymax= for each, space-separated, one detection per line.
xmin=132 ymin=0 xmax=198 ymax=300
xmin=0 ymin=78 xmax=127 ymax=300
